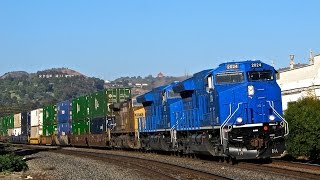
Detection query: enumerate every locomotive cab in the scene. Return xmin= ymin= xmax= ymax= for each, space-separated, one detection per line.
xmin=210 ymin=61 xmax=289 ymax=160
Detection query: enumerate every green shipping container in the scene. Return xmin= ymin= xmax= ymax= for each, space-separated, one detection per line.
xmin=105 ymin=88 xmax=131 ymax=115
xmin=89 ymin=90 xmax=106 ymax=118
xmin=72 ymin=121 xmax=89 ymax=135
xmin=6 ymin=115 xmax=14 ymax=129
xmin=43 ymin=124 xmax=57 ymax=136
xmin=43 ymin=105 xmax=57 ymax=125
xmin=1 ymin=117 xmax=7 ymax=136
xmin=72 ymin=95 xmax=90 ymax=121
xmin=0 ymin=117 xmax=3 ymax=136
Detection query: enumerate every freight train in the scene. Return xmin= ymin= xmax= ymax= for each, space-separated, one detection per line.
xmin=0 ymin=60 xmax=288 ymax=160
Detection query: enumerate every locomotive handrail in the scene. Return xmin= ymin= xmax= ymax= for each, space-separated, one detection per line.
xmin=220 ymin=102 xmax=243 ymax=144
xmin=170 ymin=111 xmax=181 ymax=143
xmin=266 ymin=101 xmax=289 ymax=137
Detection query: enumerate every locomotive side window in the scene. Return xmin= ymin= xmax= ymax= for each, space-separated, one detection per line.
xmin=248 ymin=71 xmax=274 ymax=81
xmin=215 ymin=72 xmax=244 ymax=84
xmin=167 ymin=90 xmax=180 ymax=98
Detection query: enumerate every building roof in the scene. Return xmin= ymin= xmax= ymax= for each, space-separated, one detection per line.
xmin=277 ymin=63 xmax=309 ymax=72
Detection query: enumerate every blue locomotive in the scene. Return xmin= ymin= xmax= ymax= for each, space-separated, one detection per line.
xmin=137 ymin=60 xmax=288 ymax=160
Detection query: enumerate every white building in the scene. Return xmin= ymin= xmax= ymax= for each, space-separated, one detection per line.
xmin=277 ymin=50 xmax=320 ymax=110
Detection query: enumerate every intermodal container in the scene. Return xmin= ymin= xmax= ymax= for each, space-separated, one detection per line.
xmin=7 ymin=115 xmax=14 ymax=129
xmin=72 ymin=121 xmax=89 ymax=135
xmin=43 ymin=105 xmax=57 ymax=125
xmin=21 ymin=112 xmax=30 ymax=136
xmin=105 ymin=88 xmax=131 ymax=115
xmin=0 ymin=117 xmax=3 ymax=136
xmin=8 ymin=129 xmax=13 ymax=136
xmin=0 ymin=117 xmax=4 ymax=136
xmin=30 ymin=126 xmax=42 ymax=144
xmin=2 ymin=116 xmax=8 ymax=136
xmin=14 ymin=113 xmax=21 ymax=128
xmin=57 ymin=100 xmax=72 ymax=123
xmin=13 ymin=128 xmax=21 ymax=136
xmin=89 ymin=90 xmax=106 ymax=118
xmin=31 ymin=108 xmax=43 ymax=127
xmin=90 ymin=117 xmax=106 ymax=134
xmin=72 ymin=95 xmax=90 ymax=121
xmin=43 ymin=124 xmax=57 ymax=136
xmin=58 ymin=122 xmax=71 ymax=136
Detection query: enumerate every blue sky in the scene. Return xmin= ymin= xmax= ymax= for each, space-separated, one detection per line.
xmin=0 ymin=1 xmax=319 ymax=80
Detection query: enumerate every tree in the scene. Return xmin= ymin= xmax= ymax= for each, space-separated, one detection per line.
xmin=284 ymin=97 xmax=320 ymax=161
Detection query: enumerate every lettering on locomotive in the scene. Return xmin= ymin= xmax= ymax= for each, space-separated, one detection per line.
xmin=226 ymin=64 xmax=239 ymax=69
xmin=251 ymin=62 xmax=262 ymax=68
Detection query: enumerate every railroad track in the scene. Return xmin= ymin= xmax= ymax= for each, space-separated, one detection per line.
xmin=8 ymin=143 xmax=320 ymax=179
xmin=236 ymin=160 xmax=320 ymax=180
xmin=53 ymin=148 xmax=231 ymax=180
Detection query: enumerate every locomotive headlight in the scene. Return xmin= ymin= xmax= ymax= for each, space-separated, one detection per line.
xmin=248 ymin=85 xmax=254 ymax=96
xmin=236 ymin=117 xmax=243 ymax=123
xmin=269 ymin=115 xmax=276 ymax=121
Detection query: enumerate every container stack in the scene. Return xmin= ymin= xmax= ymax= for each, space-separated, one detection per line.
xmin=0 ymin=117 xmax=8 ymax=141
xmin=20 ymin=112 xmax=31 ymax=143
xmin=56 ymin=100 xmax=72 ymax=145
xmin=30 ymin=108 xmax=43 ymax=144
xmin=11 ymin=112 xmax=30 ymax=143
xmin=87 ymin=90 xmax=107 ymax=146
xmin=0 ymin=117 xmax=3 ymax=140
xmin=12 ymin=113 xmax=21 ymax=143
xmin=0 ymin=117 xmax=5 ymax=136
xmin=42 ymin=105 xmax=57 ymax=145
xmin=13 ymin=113 xmax=21 ymax=137
xmin=7 ymin=115 xmax=14 ymax=140
xmin=71 ymin=95 xmax=90 ymax=146
xmin=87 ymin=88 xmax=131 ymax=147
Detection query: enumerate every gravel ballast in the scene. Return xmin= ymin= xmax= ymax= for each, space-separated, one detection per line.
xmin=0 ymin=147 xmax=309 ymax=180
xmin=12 ymin=150 xmax=150 ymax=180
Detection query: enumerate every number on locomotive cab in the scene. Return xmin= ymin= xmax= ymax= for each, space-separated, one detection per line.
xmin=251 ymin=63 xmax=262 ymax=68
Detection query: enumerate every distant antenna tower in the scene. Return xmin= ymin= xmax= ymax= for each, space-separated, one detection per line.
xmin=184 ymin=68 xmax=189 ymax=78
xmin=271 ymin=60 xmax=275 ymax=67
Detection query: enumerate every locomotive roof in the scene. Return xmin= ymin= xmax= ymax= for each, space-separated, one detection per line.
xmin=218 ymin=60 xmax=263 ymax=67
xmin=136 ymin=81 xmax=179 ymax=103
xmin=216 ymin=60 xmax=274 ymax=72
xmin=173 ymin=69 xmax=213 ymax=93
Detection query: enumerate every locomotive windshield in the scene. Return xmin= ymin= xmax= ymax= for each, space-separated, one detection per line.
xmin=247 ymin=70 xmax=274 ymax=81
xmin=215 ymin=72 xmax=244 ymax=84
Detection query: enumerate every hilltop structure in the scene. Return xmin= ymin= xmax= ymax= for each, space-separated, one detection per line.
xmin=37 ymin=68 xmax=85 ymax=78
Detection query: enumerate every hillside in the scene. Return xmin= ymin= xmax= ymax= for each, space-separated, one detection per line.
xmin=0 ymin=71 xmax=29 ymax=79
xmin=108 ymin=73 xmax=187 ymax=97
xmin=0 ymin=68 xmax=187 ymax=117
xmin=0 ymin=68 xmax=104 ymax=116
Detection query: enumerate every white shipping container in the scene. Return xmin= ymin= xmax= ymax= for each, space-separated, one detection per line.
xmin=31 ymin=108 xmax=43 ymax=126
xmin=13 ymin=128 xmax=21 ymax=136
xmin=8 ymin=129 xmax=13 ymax=136
xmin=14 ymin=113 xmax=22 ymax=128
xmin=30 ymin=126 xmax=43 ymax=139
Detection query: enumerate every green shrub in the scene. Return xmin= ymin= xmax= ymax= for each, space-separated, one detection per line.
xmin=0 ymin=153 xmax=28 ymax=172
xmin=285 ymin=97 xmax=320 ymax=161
